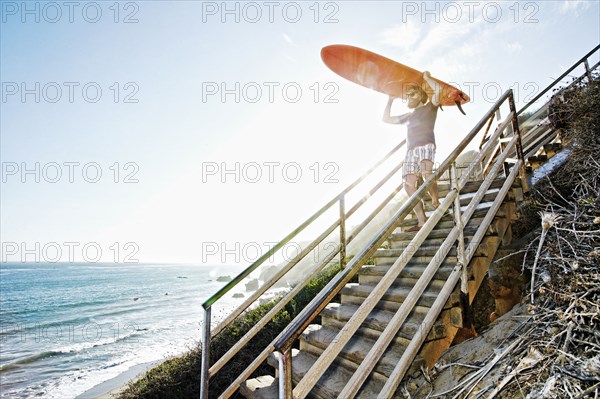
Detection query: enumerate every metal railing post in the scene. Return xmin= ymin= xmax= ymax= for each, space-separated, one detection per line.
xmin=278 ymin=349 xmax=293 ymax=399
xmin=584 ymin=58 xmax=593 ymax=83
xmin=339 ymin=196 xmax=347 ymax=268
xmin=451 ymin=162 xmax=470 ymax=328
xmin=200 ymin=307 xmax=211 ymax=399
xmin=508 ymin=91 xmax=528 ymax=192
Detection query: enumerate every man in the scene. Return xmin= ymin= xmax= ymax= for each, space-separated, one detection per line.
xmin=383 ymin=71 xmax=442 ymax=232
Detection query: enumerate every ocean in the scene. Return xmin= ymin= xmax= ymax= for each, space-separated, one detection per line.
xmin=0 ymin=262 xmax=247 ymax=398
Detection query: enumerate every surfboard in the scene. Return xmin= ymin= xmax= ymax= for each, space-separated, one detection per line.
xmin=321 ymin=44 xmax=469 ymax=114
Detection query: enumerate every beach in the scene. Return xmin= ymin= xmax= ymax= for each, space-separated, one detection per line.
xmin=0 ymin=263 xmax=247 ymax=398
xmin=78 ymin=361 xmax=161 ymax=399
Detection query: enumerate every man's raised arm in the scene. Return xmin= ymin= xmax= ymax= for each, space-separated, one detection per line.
xmin=383 ymin=96 xmax=410 ymax=124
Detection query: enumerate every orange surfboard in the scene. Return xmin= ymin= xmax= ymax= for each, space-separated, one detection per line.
xmin=321 ymin=44 xmax=469 ymax=114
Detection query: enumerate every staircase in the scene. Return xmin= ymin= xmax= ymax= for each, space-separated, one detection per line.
xmin=240 ymin=178 xmax=519 ymax=399
xmin=200 ymin=45 xmax=599 ymax=399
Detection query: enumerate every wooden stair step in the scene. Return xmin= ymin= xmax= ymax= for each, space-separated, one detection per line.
xmin=341 ymin=283 xmax=458 ymax=310
xmin=358 ymin=273 xmax=449 ymax=288
xmin=374 ymin=244 xmax=489 ymax=258
xmin=360 ymin=264 xmax=455 ymax=280
xmin=388 ymin=232 xmax=492 ymax=248
xmin=265 ymin=349 xmax=383 ymax=399
xmin=389 ymin=236 xmax=450 ymax=247
xmin=396 ymin=205 xmax=493 ymax=228
xmin=299 ymin=324 xmax=425 ymax=382
xmin=321 ymin=303 xmax=448 ymax=341
xmin=435 ymin=178 xmax=512 ymax=195
xmin=373 ymin=254 xmax=459 ymax=266
xmin=397 ymin=213 xmax=488 ymax=229
xmin=357 ymin=274 xmax=451 ymax=288
xmin=388 ymin=225 xmax=490 ymax=241
xmin=440 ymin=191 xmax=502 ymax=208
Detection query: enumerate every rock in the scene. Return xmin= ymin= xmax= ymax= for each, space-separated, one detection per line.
xmin=233 ymin=293 xmax=244 ymax=298
xmin=259 ymin=266 xmax=280 ymax=282
xmin=245 ymin=278 xmax=259 ymax=292
xmin=217 ymin=275 xmax=232 ymax=282
xmin=133 ymin=297 xmax=139 ymax=301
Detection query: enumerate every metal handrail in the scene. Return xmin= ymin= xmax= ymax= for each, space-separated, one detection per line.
xmin=212 ymin=176 xmax=410 ymax=399
xmin=339 ymin=118 xmax=521 ymax=399
xmin=207 ymin=159 xmax=405 ymax=378
xmin=275 ymin=90 xmax=522 ymax=398
xmin=199 ymin=139 xmax=407 ymax=398
xmin=481 ymin=46 xmax=600 ymax=178
xmin=201 ymin=141 xmax=405 ymax=310
xmin=273 ymin=90 xmax=515 ymax=354
xmin=303 ymin=110 xmax=520 ymax=398
xmin=201 ymin=45 xmax=599 ymax=398
xmin=380 ymin=144 xmax=523 ymax=398
xmin=517 ymin=43 xmax=599 ymax=116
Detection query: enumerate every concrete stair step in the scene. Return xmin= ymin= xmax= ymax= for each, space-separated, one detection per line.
xmin=299 ymin=325 xmax=425 ymax=382
xmin=240 ymin=375 xmax=278 ymax=399
xmin=321 ymin=303 xmax=449 ymax=342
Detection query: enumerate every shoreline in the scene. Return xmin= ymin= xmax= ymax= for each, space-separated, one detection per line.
xmin=77 ymin=360 xmax=162 ymax=399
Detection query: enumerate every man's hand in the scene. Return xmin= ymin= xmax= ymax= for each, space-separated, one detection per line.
xmin=422 ymin=71 xmax=441 ymax=106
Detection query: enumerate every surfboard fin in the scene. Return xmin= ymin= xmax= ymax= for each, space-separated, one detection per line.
xmin=439 ymin=104 xmax=444 ymax=111
xmin=455 ymin=100 xmax=466 ymax=115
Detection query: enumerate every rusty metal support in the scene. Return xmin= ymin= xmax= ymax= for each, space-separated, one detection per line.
xmin=508 ymin=92 xmax=529 ymax=192
xmin=584 ymin=59 xmax=593 ymax=83
xmin=278 ymin=349 xmax=293 ymax=399
xmin=451 ymin=163 xmax=470 ymax=328
xmin=339 ymin=196 xmax=347 ymax=268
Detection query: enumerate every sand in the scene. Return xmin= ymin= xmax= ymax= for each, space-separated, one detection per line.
xmin=76 ymin=361 xmax=161 ymax=399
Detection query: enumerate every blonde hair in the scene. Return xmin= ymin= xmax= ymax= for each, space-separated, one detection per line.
xmin=408 ymin=84 xmax=428 ymax=104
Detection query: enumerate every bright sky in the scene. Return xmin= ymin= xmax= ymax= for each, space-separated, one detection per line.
xmin=1 ymin=1 xmax=599 ymax=264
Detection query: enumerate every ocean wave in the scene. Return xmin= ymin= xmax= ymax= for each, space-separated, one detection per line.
xmin=0 ymin=351 xmax=63 ymax=372
xmin=0 ymin=330 xmax=139 ymax=373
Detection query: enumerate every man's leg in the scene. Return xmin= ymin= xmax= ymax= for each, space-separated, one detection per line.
xmin=404 ymin=173 xmax=427 ymax=227
xmin=421 ymin=159 xmax=439 ymax=208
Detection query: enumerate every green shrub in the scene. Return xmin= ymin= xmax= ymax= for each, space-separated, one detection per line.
xmin=118 ymin=263 xmax=342 ymax=399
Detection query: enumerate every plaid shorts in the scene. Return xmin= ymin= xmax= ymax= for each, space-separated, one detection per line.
xmin=403 ymin=143 xmax=436 ymax=177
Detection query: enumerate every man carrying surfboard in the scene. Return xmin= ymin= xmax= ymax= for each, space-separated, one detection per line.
xmin=383 ymin=71 xmax=442 ymax=232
